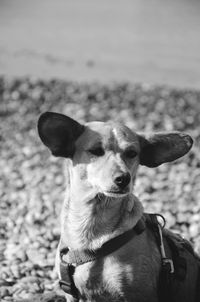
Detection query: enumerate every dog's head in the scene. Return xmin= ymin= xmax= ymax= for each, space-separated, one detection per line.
xmin=38 ymin=112 xmax=193 ymax=198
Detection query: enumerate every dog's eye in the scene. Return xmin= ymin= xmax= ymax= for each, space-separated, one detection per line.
xmin=88 ymin=147 xmax=105 ymax=157
xmin=124 ymin=149 xmax=137 ymax=159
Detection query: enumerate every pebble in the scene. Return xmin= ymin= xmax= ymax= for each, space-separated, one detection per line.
xmin=189 ymin=224 xmax=200 ymax=238
xmin=3 ymin=297 xmax=13 ymax=302
xmin=10 ymin=265 xmax=20 ymax=279
xmin=0 ymin=287 xmax=11 ymax=298
xmin=1 ymin=77 xmax=200 ymax=300
xmin=13 ymin=290 xmax=31 ymax=300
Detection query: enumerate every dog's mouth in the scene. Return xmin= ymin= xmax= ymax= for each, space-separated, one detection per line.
xmin=103 ymin=190 xmax=130 ymax=198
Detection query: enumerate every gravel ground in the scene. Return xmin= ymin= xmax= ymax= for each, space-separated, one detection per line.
xmin=0 ymin=77 xmax=200 ymax=301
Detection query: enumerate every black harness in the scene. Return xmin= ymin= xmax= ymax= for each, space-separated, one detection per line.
xmin=59 ymin=213 xmax=199 ymax=301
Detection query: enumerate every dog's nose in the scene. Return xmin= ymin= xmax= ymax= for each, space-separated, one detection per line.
xmin=114 ymin=172 xmax=131 ymax=189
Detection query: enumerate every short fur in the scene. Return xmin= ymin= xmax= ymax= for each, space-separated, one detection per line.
xmin=38 ymin=112 xmax=194 ymax=302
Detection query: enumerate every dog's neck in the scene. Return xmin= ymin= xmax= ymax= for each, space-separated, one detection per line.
xmin=60 ymin=186 xmax=143 ymax=251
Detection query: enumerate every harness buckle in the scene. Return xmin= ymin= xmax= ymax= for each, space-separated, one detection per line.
xmin=162 ymin=257 xmax=174 ymax=274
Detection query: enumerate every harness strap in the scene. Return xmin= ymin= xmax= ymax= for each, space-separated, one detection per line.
xmin=146 ymin=214 xmax=175 ymax=302
xmin=59 ymin=261 xmax=79 ymax=299
xmin=59 ymin=213 xmax=186 ymax=302
xmin=59 ymin=216 xmax=146 ymax=298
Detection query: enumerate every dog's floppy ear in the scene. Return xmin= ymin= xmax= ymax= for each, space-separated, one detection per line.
xmin=138 ymin=132 xmax=193 ymax=167
xmin=38 ymin=112 xmax=84 ymax=158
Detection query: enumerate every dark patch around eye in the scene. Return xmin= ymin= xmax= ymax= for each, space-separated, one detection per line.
xmin=88 ymin=147 xmax=105 ymax=157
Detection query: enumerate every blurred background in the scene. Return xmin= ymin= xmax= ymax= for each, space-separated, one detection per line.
xmin=1 ymin=0 xmax=200 ymax=88
xmin=0 ymin=1 xmax=200 ymax=301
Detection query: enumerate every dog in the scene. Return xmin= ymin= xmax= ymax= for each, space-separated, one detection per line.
xmin=38 ymin=112 xmax=199 ymax=302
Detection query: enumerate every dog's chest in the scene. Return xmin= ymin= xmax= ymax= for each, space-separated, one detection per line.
xmin=73 ymin=242 xmax=160 ymax=302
